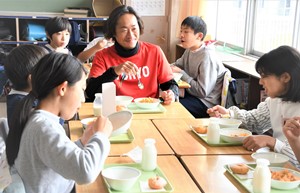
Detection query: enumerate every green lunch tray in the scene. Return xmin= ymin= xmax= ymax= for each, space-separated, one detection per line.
xmin=127 ymin=103 xmax=166 ymax=114
xmin=109 ymin=129 xmax=134 ymax=143
xmin=191 ymin=129 xmax=243 ymax=147
xmin=102 ymin=163 xmax=174 ymax=193
xmin=224 ymin=164 xmax=300 ymax=193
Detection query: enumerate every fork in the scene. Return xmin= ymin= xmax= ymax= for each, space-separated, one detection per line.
xmin=119 ymin=73 xmax=126 ymax=87
xmin=137 ymin=71 xmax=144 ymax=89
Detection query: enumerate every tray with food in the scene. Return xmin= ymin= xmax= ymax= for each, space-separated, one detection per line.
xmin=127 ymin=101 xmax=166 ymax=114
xmin=190 ymin=126 xmax=251 ymax=146
xmin=224 ymin=164 xmax=300 ymax=193
xmin=109 ymin=129 xmax=134 ymax=143
xmin=102 ymin=163 xmax=173 ymax=193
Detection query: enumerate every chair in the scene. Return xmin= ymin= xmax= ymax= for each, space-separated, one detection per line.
xmin=0 ymin=118 xmax=26 ymax=193
xmin=221 ymin=70 xmax=237 ymax=108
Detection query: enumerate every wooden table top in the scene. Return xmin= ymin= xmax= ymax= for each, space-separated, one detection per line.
xmin=68 ymin=119 xmax=174 ymax=156
xmin=78 ymin=102 xmax=194 ymax=120
xmin=152 ymin=119 xmax=252 ymax=156
xmin=181 ymin=155 xmax=254 ymax=193
xmin=76 ymin=155 xmax=201 ymax=193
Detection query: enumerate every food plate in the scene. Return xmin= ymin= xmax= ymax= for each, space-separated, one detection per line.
xmin=127 ymin=103 xmax=166 ymax=114
xmin=102 ymin=163 xmax=173 ymax=193
xmin=109 ymin=129 xmax=134 ymax=143
xmin=191 ymin=129 xmax=243 ymax=146
xmin=224 ymin=164 xmax=300 ymax=193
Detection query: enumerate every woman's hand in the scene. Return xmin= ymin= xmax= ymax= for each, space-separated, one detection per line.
xmin=80 ymin=116 xmax=113 ymax=145
xmin=206 ymin=105 xmax=229 ymax=117
xmin=243 ymin=135 xmax=275 ymax=152
xmin=160 ymin=90 xmax=175 ymax=105
xmin=114 ymin=61 xmax=138 ymax=76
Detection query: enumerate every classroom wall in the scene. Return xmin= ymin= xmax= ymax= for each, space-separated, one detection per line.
xmin=0 ymin=0 xmax=93 ymax=12
xmin=0 ymin=0 xmax=176 ymax=61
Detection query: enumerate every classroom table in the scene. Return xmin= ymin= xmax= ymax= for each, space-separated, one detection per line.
xmin=152 ymin=119 xmax=252 ymax=156
xmin=68 ymin=119 xmax=174 ymax=156
xmin=78 ymin=102 xmax=194 ymax=120
xmin=180 ymin=155 xmax=254 ymax=193
xmin=75 ymin=155 xmax=201 ymax=193
xmin=181 ymin=155 xmax=299 ymax=193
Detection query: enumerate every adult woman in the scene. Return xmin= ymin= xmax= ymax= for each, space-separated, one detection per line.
xmin=6 ymin=53 xmax=112 ymax=193
xmin=85 ymin=5 xmax=178 ymax=104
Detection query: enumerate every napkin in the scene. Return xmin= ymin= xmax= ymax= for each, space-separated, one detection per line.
xmin=123 ymin=146 xmax=142 ymax=163
xmin=235 ymin=170 xmax=254 ymax=180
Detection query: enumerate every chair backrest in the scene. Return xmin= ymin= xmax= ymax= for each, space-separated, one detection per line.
xmin=221 ymin=70 xmax=237 ymax=108
xmin=0 ymin=118 xmax=11 ymax=192
xmin=0 ymin=118 xmax=26 ymax=193
xmin=0 ymin=118 xmax=8 ymax=144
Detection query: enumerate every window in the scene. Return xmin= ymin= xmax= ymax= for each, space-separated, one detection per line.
xmin=205 ymin=0 xmax=299 ymax=56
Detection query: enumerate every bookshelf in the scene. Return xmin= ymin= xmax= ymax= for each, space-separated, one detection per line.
xmin=0 ymin=13 xmax=107 ymax=55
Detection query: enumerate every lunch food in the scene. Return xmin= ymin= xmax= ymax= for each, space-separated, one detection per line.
xmin=230 ymin=163 xmax=249 ymax=175
xmin=116 ymin=105 xmax=127 ymax=112
xmin=148 ymin=176 xmax=167 ymax=189
xmin=193 ymin=125 xmax=208 ymax=134
xmin=230 ymin=132 xmax=251 ymax=137
xmin=271 ymin=169 xmax=300 ymax=182
xmin=140 ymin=97 xmax=155 ymax=103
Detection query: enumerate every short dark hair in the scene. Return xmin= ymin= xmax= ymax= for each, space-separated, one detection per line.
xmin=181 ymin=16 xmax=207 ymax=40
xmin=6 ymin=53 xmax=87 ymax=166
xmin=45 ymin=17 xmax=72 ymax=39
xmin=104 ymin=5 xmax=144 ymax=40
xmin=255 ymin=45 xmax=300 ymax=102
xmin=5 ymin=45 xmax=47 ymax=90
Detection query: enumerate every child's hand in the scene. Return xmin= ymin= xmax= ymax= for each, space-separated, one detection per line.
xmin=206 ymin=105 xmax=229 ymax=118
xmin=95 ymin=38 xmax=108 ymax=50
xmin=283 ymin=117 xmax=300 ymax=140
xmin=171 ymin=66 xmax=182 ymax=73
xmin=93 ymin=116 xmax=113 ymax=137
xmin=243 ymin=135 xmax=275 ymax=152
xmin=80 ymin=116 xmax=112 ymax=145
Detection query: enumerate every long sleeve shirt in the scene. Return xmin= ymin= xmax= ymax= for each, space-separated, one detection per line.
xmin=229 ymin=97 xmax=300 ymax=168
xmin=174 ymin=44 xmax=227 ymax=107
xmin=15 ymin=110 xmax=110 ymax=193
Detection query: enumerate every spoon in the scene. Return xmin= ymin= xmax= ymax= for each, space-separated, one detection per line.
xmin=137 ymin=71 xmax=144 ymax=89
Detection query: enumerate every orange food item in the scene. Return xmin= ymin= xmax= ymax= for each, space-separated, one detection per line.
xmin=140 ymin=97 xmax=155 ymax=103
xmin=230 ymin=133 xmax=250 ymax=137
xmin=271 ymin=169 xmax=300 ymax=182
xmin=194 ymin=125 xmax=208 ymax=134
xmin=230 ymin=163 xmax=249 ymax=175
xmin=116 ymin=105 xmax=126 ymax=112
xmin=148 ymin=176 xmax=167 ymax=189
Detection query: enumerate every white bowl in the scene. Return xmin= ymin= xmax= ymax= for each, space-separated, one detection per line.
xmin=219 ymin=118 xmax=242 ymax=129
xmin=108 ymin=111 xmax=133 ymax=137
xmin=251 ymin=152 xmax=289 ymax=167
xmin=102 ymin=166 xmax=141 ymax=191
xmin=81 ymin=117 xmax=96 ymax=130
xmin=134 ymin=97 xmax=160 ymax=109
xmin=115 ymin=95 xmax=133 ymax=107
xmin=270 ymin=167 xmax=300 ymax=190
xmin=220 ymin=129 xmax=252 ymax=143
xmin=173 ymin=72 xmax=183 ymax=82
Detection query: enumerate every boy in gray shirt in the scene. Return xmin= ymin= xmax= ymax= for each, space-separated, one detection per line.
xmin=171 ymin=16 xmax=227 ymax=118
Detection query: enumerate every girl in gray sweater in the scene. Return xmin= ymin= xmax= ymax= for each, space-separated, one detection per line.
xmin=5 ymin=53 xmax=112 ymax=193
